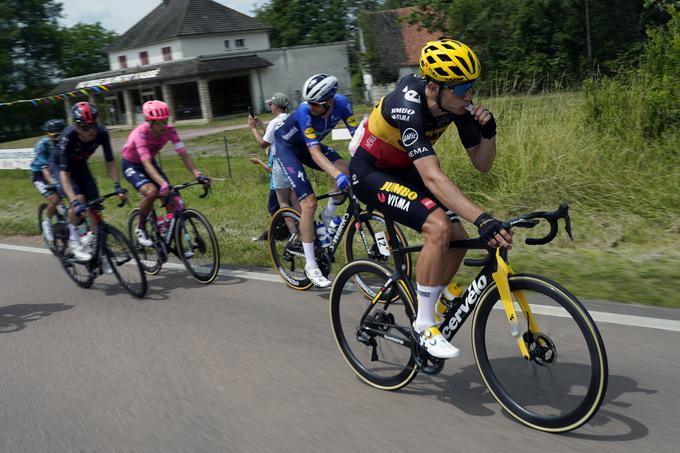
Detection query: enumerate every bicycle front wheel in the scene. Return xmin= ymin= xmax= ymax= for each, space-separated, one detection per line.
xmin=268 ymin=207 xmax=312 ymax=290
xmin=330 ymin=260 xmax=418 ymax=390
xmin=176 ymin=209 xmax=220 ymax=284
xmin=471 ymin=274 xmax=608 ymax=432
xmin=105 ymin=225 xmax=148 ymax=298
xmin=127 ymin=208 xmax=163 ymax=275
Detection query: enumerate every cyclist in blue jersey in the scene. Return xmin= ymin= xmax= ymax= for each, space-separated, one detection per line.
xmin=51 ymin=101 xmax=127 ymax=262
xmin=274 ymin=74 xmax=360 ymax=287
xmin=32 ymin=119 xmax=65 ymax=242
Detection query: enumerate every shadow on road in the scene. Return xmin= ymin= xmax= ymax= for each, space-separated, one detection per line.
xmin=400 ymin=360 xmax=653 ymax=440
xmin=0 ymin=303 xmax=74 ymax=333
xmin=142 ymin=268 xmax=247 ymax=301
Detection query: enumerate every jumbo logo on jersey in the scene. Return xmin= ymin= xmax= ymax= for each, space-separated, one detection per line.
xmin=379 ymin=182 xmax=418 ymax=200
xmin=401 ymin=128 xmax=419 ymax=147
xmin=346 ymin=115 xmax=359 ymax=127
xmin=304 ymin=127 xmax=316 ymax=139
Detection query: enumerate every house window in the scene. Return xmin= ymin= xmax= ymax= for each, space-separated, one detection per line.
xmin=140 ymin=51 xmax=149 ymax=65
xmin=235 ymin=39 xmax=245 ymax=48
xmin=162 ymin=46 xmax=172 ymax=61
xmin=224 ymin=40 xmax=230 ymax=49
xmin=118 ymin=55 xmax=127 ymax=69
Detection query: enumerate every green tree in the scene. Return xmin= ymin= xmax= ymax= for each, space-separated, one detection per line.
xmin=0 ymin=0 xmax=62 ymax=98
xmin=58 ymin=22 xmax=118 ymax=78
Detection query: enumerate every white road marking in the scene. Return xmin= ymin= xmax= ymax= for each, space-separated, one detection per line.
xmin=2 ymin=242 xmax=679 ymax=331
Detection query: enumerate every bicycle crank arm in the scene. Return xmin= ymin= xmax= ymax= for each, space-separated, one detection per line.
xmin=361 ymin=326 xmax=414 ymax=348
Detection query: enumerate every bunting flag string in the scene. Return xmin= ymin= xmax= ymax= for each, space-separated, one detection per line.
xmin=0 ymin=84 xmax=113 ymax=108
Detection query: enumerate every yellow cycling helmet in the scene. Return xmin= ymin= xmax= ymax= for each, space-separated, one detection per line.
xmin=419 ymin=39 xmax=480 ymax=84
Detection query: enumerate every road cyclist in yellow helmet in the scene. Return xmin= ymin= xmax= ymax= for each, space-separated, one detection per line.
xmin=348 ymin=39 xmax=512 ymax=359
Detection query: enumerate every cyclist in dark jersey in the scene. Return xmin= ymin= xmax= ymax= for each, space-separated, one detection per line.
xmin=52 ymin=101 xmax=127 ymax=261
xmin=349 ymin=39 xmax=512 ymax=359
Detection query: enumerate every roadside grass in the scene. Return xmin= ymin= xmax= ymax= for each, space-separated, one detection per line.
xmin=1 ymin=93 xmax=678 ymax=307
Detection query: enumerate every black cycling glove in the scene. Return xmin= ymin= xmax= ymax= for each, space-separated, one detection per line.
xmin=474 ymin=212 xmax=503 ymax=242
xmin=474 ymin=112 xmax=497 ymax=139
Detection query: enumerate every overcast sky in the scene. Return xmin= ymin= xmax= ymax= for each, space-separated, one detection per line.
xmin=59 ymin=0 xmax=265 ymax=34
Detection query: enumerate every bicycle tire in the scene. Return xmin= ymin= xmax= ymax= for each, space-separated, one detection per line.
xmin=104 ymin=225 xmax=148 ymax=298
xmin=344 ymin=210 xmax=412 ymax=299
xmin=175 ymin=208 xmax=220 ymax=284
xmin=471 ymin=274 xmax=608 ymax=432
xmin=268 ymin=207 xmax=313 ymax=290
xmin=330 ymin=259 xmax=418 ymax=390
xmin=127 ymin=208 xmax=163 ymax=275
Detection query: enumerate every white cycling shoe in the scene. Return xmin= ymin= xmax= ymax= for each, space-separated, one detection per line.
xmin=415 ymin=325 xmax=461 ymax=359
xmin=100 ymin=256 xmax=113 ymax=274
xmin=68 ymin=240 xmax=92 ymax=262
xmin=41 ymin=219 xmax=53 ymax=242
xmin=305 ymin=266 xmax=332 ymax=288
xmin=134 ymin=226 xmax=153 ymax=247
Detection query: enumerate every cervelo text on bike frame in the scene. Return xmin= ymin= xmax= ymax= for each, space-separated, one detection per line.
xmin=441 ymin=274 xmax=489 ymax=339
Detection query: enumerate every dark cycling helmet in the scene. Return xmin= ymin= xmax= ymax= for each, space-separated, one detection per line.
xmin=71 ymin=101 xmax=98 ymax=125
xmin=42 ymin=119 xmax=66 ymax=133
xmin=302 ymin=74 xmax=338 ymax=103
xmin=143 ymin=100 xmax=170 ymax=121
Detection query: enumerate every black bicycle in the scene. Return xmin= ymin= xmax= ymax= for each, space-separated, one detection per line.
xmin=329 ymin=204 xmax=608 ymax=432
xmin=43 ymin=191 xmax=148 ymax=298
xmin=267 ymin=187 xmax=412 ymax=291
xmin=127 ymin=182 xmax=220 ymax=284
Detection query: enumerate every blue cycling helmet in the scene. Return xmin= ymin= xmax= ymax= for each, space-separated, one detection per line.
xmin=42 ymin=119 xmax=66 ymax=133
xmin=302 ymin=74 xmax=338 ymax=103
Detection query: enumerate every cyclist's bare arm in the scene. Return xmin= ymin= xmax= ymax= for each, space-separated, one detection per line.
xmin=178 ymin=151 xmax=202 ymax=177
xmin=465 ymin=138 xmax=496 ymax=173
xmin=308 ymin=144 xmax=342 ymax=179
xmin=105 ymin=160 xmax=122 ymax=187
xmin=59 ymin=170 xmax=78 ymax=202
xmin=413 ymin=155 xmax=485 ymax=223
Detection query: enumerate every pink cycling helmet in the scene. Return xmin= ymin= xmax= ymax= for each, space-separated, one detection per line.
xmin=143 ymin=100 xmax=170 ymax=121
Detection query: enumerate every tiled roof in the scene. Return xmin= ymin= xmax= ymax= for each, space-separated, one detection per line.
xmin=106 ymin=0 xmax=271 ymax=52
xmin=47 ymin=54 xmax=273 ymax=95
xmin=394 ymin=8 xmax=442 ymax=66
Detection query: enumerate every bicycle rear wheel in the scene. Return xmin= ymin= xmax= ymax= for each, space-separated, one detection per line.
xmin=105 ymin=225 xmax=148 ymax=298
xmin=330 ymin=259 xmax=418 ymax=390
xmin=268 ymin=207 xmax=312 ymax=290
xmin=176 ymin=208 xmax=220 ymax=284
xmin=127 ymin=208 xmax=163 ymax=275
xmin=344 ymin=210 xmax=412 ymax=298
xmin=472 ymin=274 xmax=608 ymax=432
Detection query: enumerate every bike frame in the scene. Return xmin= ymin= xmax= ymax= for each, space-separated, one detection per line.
xmin=357 ymin=204 xmax=573 ymax=360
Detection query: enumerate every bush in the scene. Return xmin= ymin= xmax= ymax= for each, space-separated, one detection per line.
xmin=584 ymin=7 xmax=680 ymax=140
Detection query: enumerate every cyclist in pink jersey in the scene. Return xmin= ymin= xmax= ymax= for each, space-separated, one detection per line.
xmin=122 ymin=100 xmax=211 ymax=246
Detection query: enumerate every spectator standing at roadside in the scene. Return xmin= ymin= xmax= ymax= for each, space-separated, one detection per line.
xmin=248 ymin=92 xmax=300 ymax=240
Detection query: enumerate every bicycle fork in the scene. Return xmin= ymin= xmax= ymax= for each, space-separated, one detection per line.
xmin=491 ymin=249 xmax=539 ymax=360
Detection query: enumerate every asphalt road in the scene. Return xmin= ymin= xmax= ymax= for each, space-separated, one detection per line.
xmin=1 ymin=242 xmax=679 ymax=452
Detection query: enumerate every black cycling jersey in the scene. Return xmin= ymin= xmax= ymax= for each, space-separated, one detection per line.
xmin=53 ymin=125 xmax=114 ymax=172
xmin=358 ymin=74 xmax=481 ymax=168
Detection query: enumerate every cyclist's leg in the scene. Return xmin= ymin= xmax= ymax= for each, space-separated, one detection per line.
xmin=275 ymin=143 xmax=328 ymax=286
xmin=33 ymin=172 xmax=58 ymax=217
xmin=350 ymin=157 xmax=459 ymax=358
xmin=123 ymin=159 xmax=160 ymax=227
xmin=401 ymin=166 xmax=468 ymax=286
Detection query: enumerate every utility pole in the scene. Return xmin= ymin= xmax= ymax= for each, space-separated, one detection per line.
xmin=584 ymin=0 xmax=592 ymax=62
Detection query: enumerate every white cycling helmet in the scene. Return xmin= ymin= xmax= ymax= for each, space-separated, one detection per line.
xmin=302 ymin=74 xmax=338 ymax=103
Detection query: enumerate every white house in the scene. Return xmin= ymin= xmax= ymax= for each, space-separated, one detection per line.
xmin=49 ymin=0 xmax=351 ymax=125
